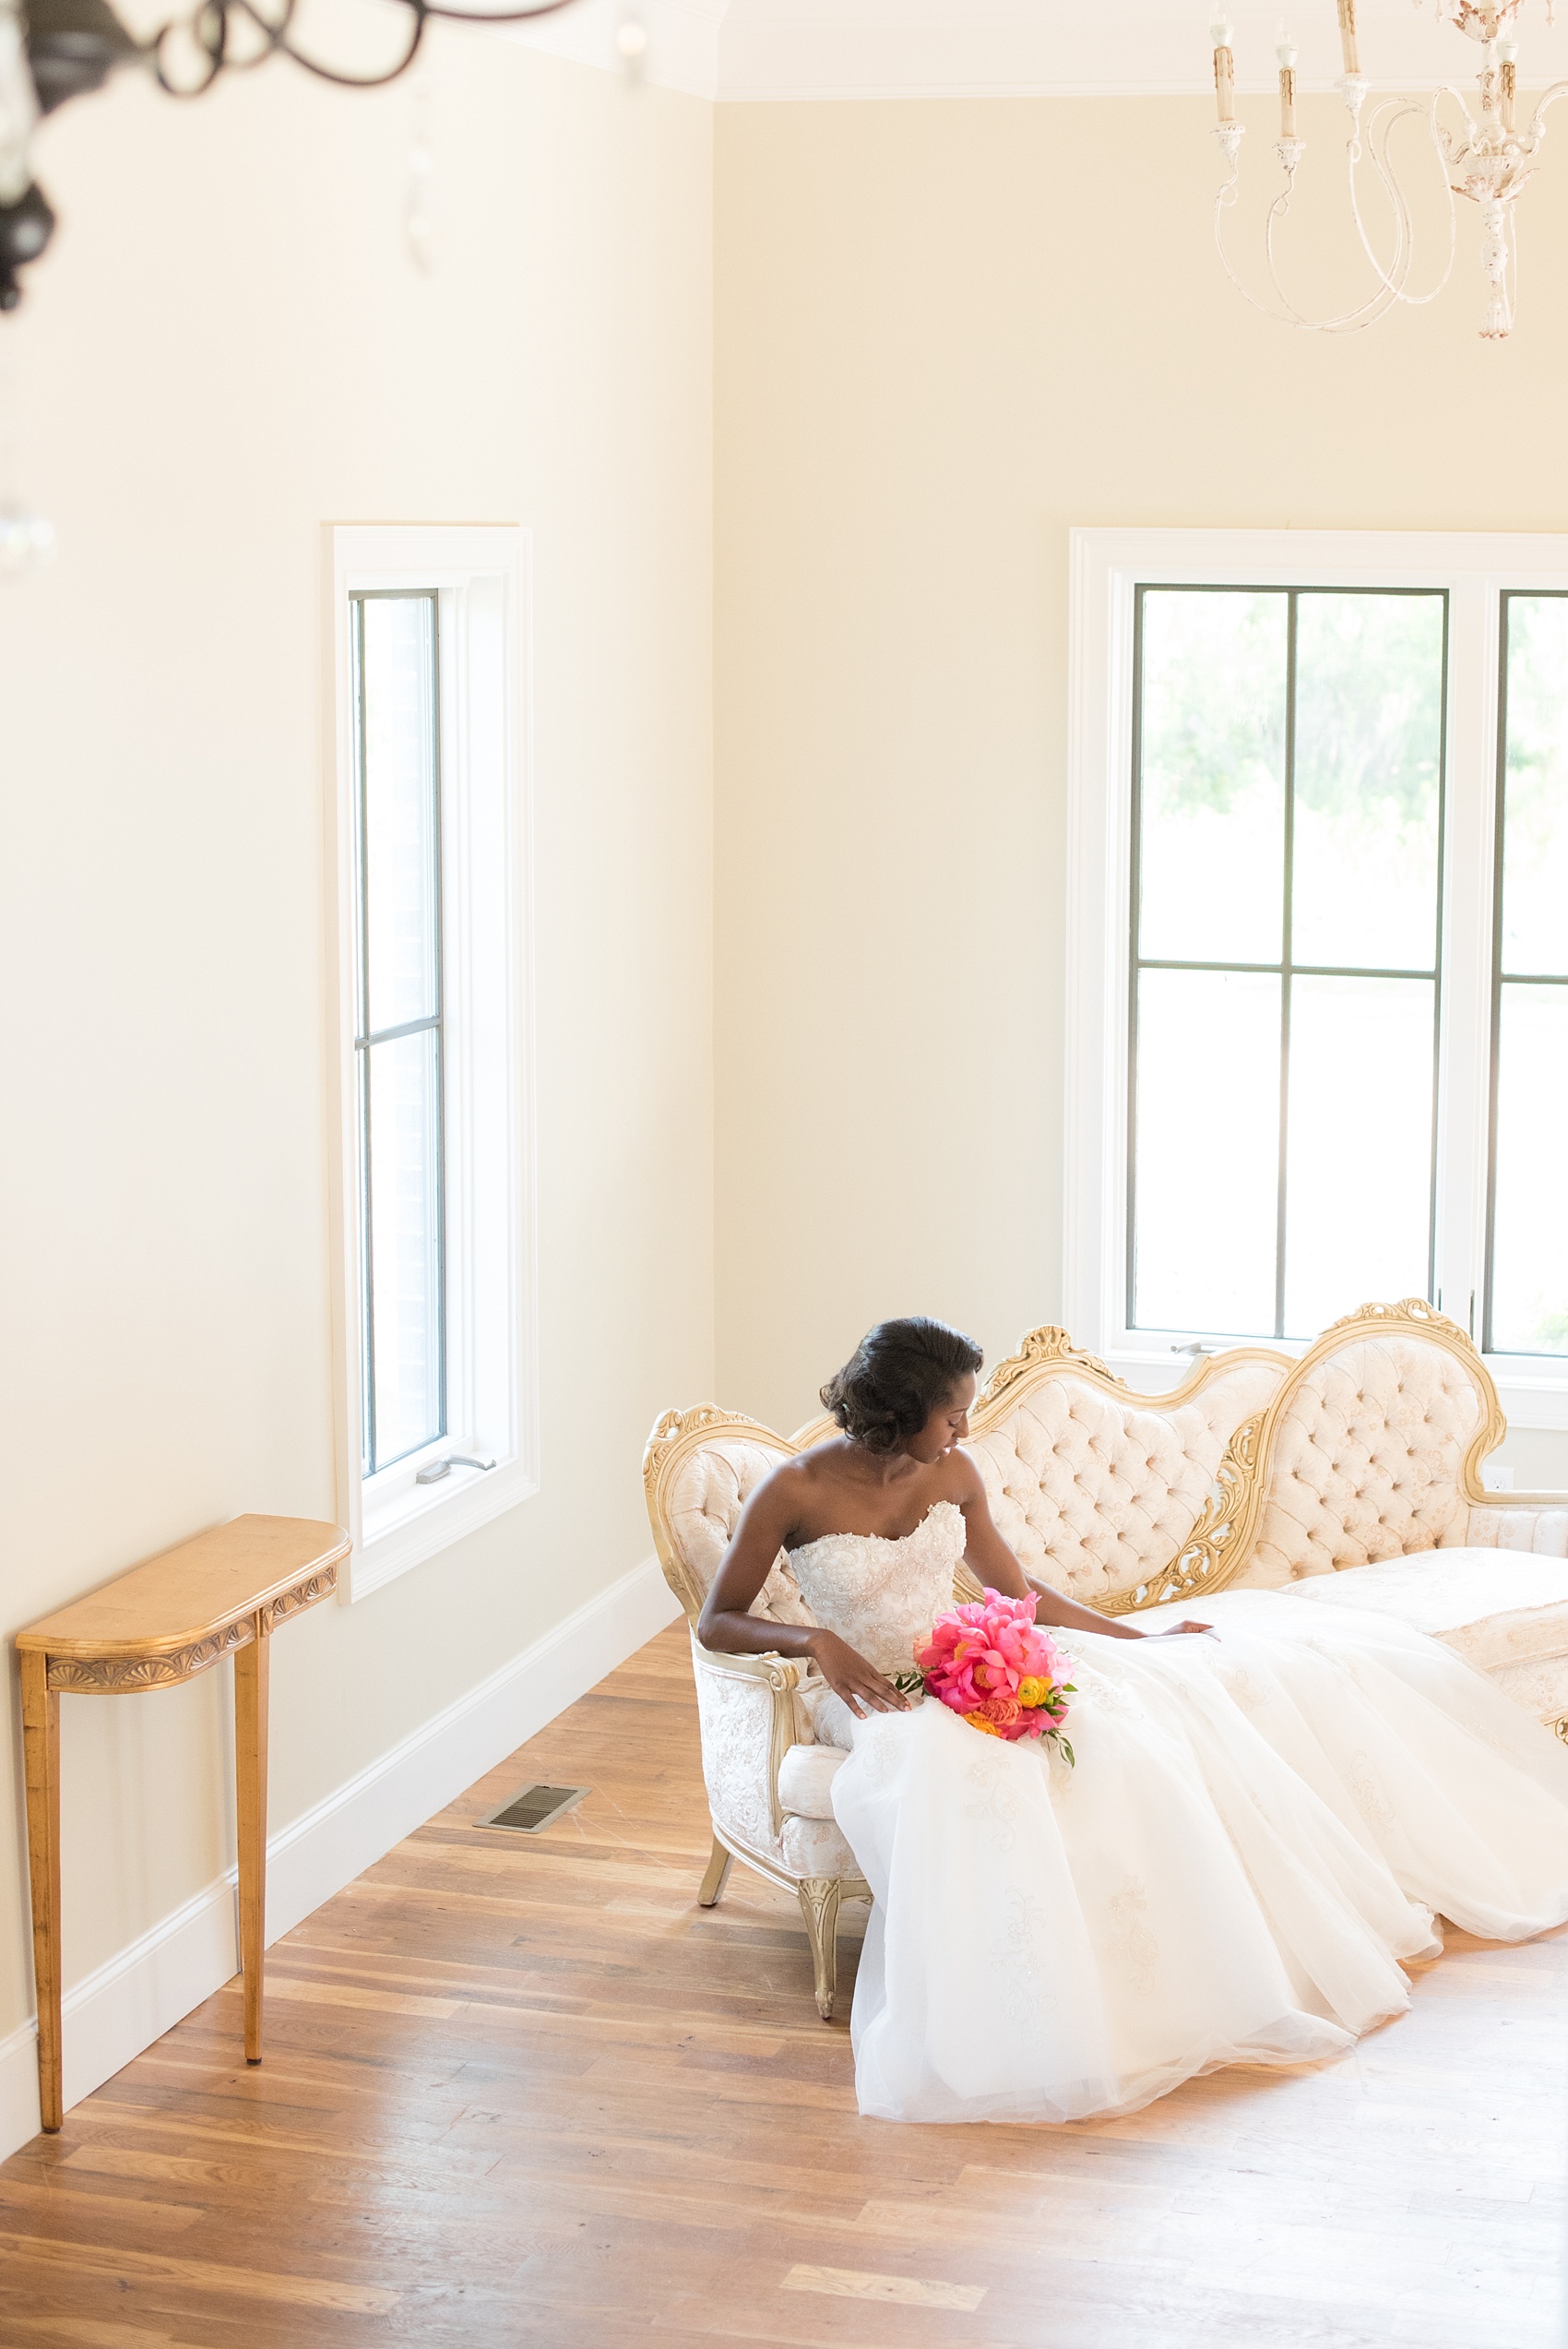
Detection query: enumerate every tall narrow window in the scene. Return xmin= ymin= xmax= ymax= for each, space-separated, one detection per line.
xmin=351 ymin=590 xmax=446 ymax=1473
xmin=1489 ymin=595 xmax=1568 ymax=1358
xmin=1129 ymin=586 xmax=1446 ymax=1341
xmin=331 ymin=525 xmax=535 ymax=1600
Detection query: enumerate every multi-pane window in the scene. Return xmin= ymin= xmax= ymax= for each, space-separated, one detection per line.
xmin=331 ymin=524 xmax=534 ymax=1600
xmin=1130 ymin=587 xmax=1445 ymax=1341
xmin=1491 ymin=596 xmax=1568 ymax=1359
xmin=1069 ymin=531 xmax=1568 ymax=1412
xmin=350 ymin=590 xmax=446 ymax=1474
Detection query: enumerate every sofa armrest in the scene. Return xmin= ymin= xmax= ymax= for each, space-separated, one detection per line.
xmin=1458 ymin=1496 xmax=1568 ymax=1557
xmin=688 ymin=1634 xmax=820 ymax=1851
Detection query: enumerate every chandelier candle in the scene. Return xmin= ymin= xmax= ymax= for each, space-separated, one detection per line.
xmin=1212 ymin=16 xmax=1236 ymax=122
xmin=1499 ymin=35 xmax=1517 ymax=129
xmin=1277 ymin=33 xmax=1299 ymax=137
xmin=1336 ymin=0 xmax=1360 ymax=75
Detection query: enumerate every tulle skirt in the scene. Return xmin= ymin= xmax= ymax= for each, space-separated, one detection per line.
xmin=828 ymin=1589 xmax=1568 ymax=2126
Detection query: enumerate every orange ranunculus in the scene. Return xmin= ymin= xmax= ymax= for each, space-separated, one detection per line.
xmin=970 ymin=1693 xmax=1023 ymax=1732
xmin=961 ymin=1710 xmax=1004 ymax=1736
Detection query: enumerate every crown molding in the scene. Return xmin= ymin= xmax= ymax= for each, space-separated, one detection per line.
xmin=495 ymin=0 xmax=1568 ymax=106
xmin=712 ymin=0 xmax=1568 ymax=103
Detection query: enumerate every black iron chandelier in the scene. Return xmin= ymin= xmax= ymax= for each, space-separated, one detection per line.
xmin=0 ymin=0 xmax=600 ymax=308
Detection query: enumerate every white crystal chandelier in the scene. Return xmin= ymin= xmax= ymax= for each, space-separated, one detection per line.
xmin=1209 ymin=1 xmax=1567 ymax=337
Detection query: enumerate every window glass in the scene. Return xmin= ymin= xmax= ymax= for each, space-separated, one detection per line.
xmin=1291 ymin=593 xmax=1444 ymax=972
xmin=1498 ymin=597 xmax=1568 ymax=978
xmin=1284 ymin=975 xmax=1434 ymax=1335
xmin=1136 ymin=590 xmax=1286 ymax=967
xmin=364 ymin=1029 xmax=445 ymax=1464
xmin=1491 ymin=595 xmax=1568 ymax=1357
xmin=351 ymin=591 xmax=445 ymax=1472
xmin=1132 ymin=969 xmax=1279 ymax=1335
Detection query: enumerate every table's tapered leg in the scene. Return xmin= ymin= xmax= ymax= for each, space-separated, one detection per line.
xmin=21 ymin=1651 xmax=63 ymax=2132
xmin=233 ymin=1616 xmax=269 ymax=2064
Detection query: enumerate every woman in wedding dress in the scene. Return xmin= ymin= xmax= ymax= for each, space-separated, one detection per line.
xmin=696 ymin=1317 xmax=1568 ymax=2126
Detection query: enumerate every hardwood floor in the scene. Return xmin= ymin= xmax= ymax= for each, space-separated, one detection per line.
xmin=1 ymin=1621 xmax=1564 ymax=2348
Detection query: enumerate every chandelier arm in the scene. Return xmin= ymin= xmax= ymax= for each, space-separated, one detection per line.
xmin=1218 ymin=169 xmax=1399 ymax=332
xmin=1365 ymin=96 xmax=1457 ymax=306
xmin=151 ymin=5 xmax=230 ymax=94
xmin=256 ymin=0 xmax=428 ymax=89
xmin=1213 ymin=184 xmax=1303 ymax=327
xmin=1342 ymin=94 xmax=1458 ymax=311
xmin=1241 ymin=98 xmax=1440 ymax=332
xmin=147 ymin=0 xmax=588 ymax=98
xmin=421 ymin=0 xmax=593 ymax=19
xmin=1385 ymin=98 xmax=1459 ymax=308
xmin=1263 ymin=197 xmax=1401 ymax=330
xmin=1523 ymin=78 xmax=1568 ymax=141
xmin=1437 ymin=80 xmax=1480 ymax=137
xmin=1262 ymin=155 xmax=1401 ymax=328
xmin=1344 ymin=99 xmax=1423 ymax=301
xmin=206 ymin=0 xmax=300 ymax=78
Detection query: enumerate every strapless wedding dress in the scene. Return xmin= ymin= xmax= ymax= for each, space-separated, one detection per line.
xmin=786 ymin=1501 xmax=1568 ymax=2127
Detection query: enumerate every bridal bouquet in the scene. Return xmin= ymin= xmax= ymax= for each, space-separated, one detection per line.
xmin=894 ymin=1589 xmax=1076 ymax=1763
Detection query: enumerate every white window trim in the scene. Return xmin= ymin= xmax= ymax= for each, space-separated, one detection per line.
xmin=325 ymin=524 xmax=538 ymax=1599
xmin=1066 ymin=526 xmax=1568 ymax=1432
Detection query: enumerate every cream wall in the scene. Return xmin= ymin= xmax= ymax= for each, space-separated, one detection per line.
xmin=713 ymin=92 xmax=1568 ymax=1490
xmin=0 ymin=42 xmax=712 ymax=2095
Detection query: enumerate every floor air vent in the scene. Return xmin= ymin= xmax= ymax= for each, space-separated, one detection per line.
xmin=477 ymin=1783 xmax=588 ymax=1834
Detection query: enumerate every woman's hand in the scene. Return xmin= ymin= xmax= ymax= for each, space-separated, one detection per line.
xmin=1140 ymin=1618 xmax=1217 ymax=1640
xmin=806 ymin=1628 xmax=912 ymax=1717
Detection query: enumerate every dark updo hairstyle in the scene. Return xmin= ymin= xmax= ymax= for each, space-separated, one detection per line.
xmin=820 ymin=1316 xmax=984 ymax=1455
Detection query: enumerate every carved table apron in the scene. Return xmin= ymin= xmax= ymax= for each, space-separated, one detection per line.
xmin=16 ymin=1514 xmax=350 ymax=2133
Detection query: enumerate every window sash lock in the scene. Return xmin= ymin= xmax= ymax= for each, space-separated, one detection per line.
xmin=415 ymin=1453 xmax=497 ymax=1485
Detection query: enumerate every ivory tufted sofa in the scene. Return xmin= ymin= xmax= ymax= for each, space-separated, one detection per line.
xmin=1224 ymin=1300 xmax=1568 ymax=1735
xmin=646 ymin=1302 xmax=1568 ymax=2018
xmin=642 ymin=1330 xmax=1289 ymax=2018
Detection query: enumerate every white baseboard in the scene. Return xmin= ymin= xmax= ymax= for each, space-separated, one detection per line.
xmin=0 ymin=1553 xmax=681 ymax=2161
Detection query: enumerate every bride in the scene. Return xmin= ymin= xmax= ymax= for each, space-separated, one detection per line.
xmin=697 ymin=1316 xmax=1568 ymax=2126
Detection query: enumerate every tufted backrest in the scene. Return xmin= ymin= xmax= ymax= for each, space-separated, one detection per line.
xmin=1232 ymin=1304 xmax=1503 ymax=1588
xmin=964 ymin=1358 xmax=1286 ymax=1610
xmin=643 ymin=1412 xmax=817 ymax=1627
xmin=644 ymin=1330 xmax=1292 ymax=1628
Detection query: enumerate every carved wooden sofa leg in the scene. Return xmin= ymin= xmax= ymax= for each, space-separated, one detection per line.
xmin=797 ymin=1877 xmax=842 ymax=2020
xmin=698 ymin=1833 xmax=732 ymax=1908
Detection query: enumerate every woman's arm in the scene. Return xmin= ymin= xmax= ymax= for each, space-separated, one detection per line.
xmin=696 ymin=1465 xmax=911 ymax=1717
xmin=953 ymin=1459 xmax=1212 ymax=1640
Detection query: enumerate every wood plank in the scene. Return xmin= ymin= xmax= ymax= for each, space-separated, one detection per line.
xmin=781 ymin=2263 xmax=988 ymax=2310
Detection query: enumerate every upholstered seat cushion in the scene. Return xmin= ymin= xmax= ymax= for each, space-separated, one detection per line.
xmin=1286 ymin=1550 xmax=1568 ymax=1673
xmin=778 ymin=1741 xmax=847 ymax=1819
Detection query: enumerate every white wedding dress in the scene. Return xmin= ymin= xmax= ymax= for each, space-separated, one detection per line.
xmin=786 ymin=1500 xmax=1568 ymax=2127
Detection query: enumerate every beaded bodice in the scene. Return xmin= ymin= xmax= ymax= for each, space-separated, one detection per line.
xmin=785 ymin=1500 xmax=967 ymax=1675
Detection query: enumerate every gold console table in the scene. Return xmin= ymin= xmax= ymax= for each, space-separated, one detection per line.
xmin=16 ymin=1514 xmax=350 ymax=2133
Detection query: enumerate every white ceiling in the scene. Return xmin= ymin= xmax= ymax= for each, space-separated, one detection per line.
xmin=517 ymin=0 xmax=1568 ymax=102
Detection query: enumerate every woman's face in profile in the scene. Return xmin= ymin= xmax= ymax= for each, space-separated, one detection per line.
xmin=905 ymin=1371 xmax=977 ymax=1463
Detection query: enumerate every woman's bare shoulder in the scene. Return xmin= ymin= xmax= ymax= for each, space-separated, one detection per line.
xmin=748 ymin=1439 xmax=855 ymax=1516
xmin=775 ymin=1437 xmax=859 ymax=1502
xmin=942 ymin=1447 xmax=989 ymax=1504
